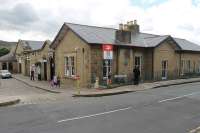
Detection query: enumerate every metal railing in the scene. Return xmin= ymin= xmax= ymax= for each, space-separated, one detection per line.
xmin=91 ymin=68 xmax=200 ymax=88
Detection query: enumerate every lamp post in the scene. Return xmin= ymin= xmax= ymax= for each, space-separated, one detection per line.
xmin=75 ymin=47 xmax=81 ymax=94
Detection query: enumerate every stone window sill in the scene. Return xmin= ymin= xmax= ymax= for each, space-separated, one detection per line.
xmin=64 ymin=75 xmax=76 ymax=80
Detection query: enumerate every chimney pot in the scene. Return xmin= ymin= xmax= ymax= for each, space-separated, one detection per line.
xmin=134 ymin=20 xmax=137 ymax=25
xmin=119 ymin=23 xmax=123 ymax=30
xmin=124 ymin=24 xmax=128 ymax=31
xmin=130 ymin=21 xmax=133 ymax=25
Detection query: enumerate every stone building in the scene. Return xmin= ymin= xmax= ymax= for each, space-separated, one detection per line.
xmin=0 ymin=45 xmax=18 ymax=73
xmin=15 ymin=40 xmax=53 ymax=80
xmin=50 ymin=20 xmax=200 ymax=88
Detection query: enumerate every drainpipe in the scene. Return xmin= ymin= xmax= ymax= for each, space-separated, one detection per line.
xmin=152 ymin=48 xmax=154 ymax=81
xmin=116 ymin=46 xmax=119 ymax=75
xmin=179 ymin=51 xmax=182 ymax=76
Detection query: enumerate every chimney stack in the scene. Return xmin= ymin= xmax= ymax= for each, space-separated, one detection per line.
xmin=115 ymin=20 xmax=140 ymax=43
xmin=134 ymin=20 xmax=137 ymax=25
xmin=129 ymin=19 xmax=140 ymax=34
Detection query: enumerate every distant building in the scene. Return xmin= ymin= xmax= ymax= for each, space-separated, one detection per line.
xmin=15 ymin=40 xmax=53 ymax=80
xmin=0 ymin=45 xmax=18 ymax=73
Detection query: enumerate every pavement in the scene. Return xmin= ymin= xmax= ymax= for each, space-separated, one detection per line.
xmin=0 ymin=78 xmax=74 ymax=107
xmin=13 ymin=74 xmax=200 ymax=97
xmin=1 ymin=82 xmax=200 ymax=132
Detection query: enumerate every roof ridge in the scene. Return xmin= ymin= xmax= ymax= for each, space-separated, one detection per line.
xmin=140 ymin=32 xmax=161 ymax=37
xmin=64 ymin=22 xmax=117 ymax=30
xmin=21 ymin=40 xmax=45 ymax=42
xmin=144 ymin=35 xmax=169 ymax=39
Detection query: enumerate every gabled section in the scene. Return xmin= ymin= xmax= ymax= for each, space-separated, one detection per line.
xmin=50 ymin=24 xmax=69 ymax=49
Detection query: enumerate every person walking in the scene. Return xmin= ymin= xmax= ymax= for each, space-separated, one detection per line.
xmin=57 ymin=76 xmax=61 ymax=88
xmin=133 ymin=66 xmax=140 ymax=85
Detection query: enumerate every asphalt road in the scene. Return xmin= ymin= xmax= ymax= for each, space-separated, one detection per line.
xmin=1 ymin=82 xmax=200 ymax=133
xmin=0 ymin=78 xmax=47 ymax=96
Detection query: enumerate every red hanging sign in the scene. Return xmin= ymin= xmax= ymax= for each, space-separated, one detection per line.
xmin=102 ymin=44 xmax=113 ymax=59
xmin=102 ymin=44 xmax=113 ymax=51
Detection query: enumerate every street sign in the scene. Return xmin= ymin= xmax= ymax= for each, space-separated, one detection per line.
xmin=103 ymin=51 xmax=113 ymax=60
xmin=102 ymin=44 xmax=113 ymax=59
xmin=103 ymin=44 xmax=113 ymax=51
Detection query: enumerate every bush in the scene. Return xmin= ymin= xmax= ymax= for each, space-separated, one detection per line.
xmin=0 ymin=48 xmax=10 ymax=57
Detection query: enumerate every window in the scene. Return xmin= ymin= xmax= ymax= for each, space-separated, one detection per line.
xmin=64 ymin=56 xmax=75 ymax=77
xmin=181 ymin=60 xmax=185 ymax=75
xmin=186 ymin=60 xmax=191 ymax=73
xmin=103 ymin=60 xmax=112 ymax=78
xmin=181 ymin=60 xmax=191 ymax=74
xmin=198 ymin=61 xmax=200 ymax=73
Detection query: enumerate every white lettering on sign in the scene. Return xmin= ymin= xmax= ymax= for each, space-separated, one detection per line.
xmin=103 ymin=51 xmax=113 ymax=60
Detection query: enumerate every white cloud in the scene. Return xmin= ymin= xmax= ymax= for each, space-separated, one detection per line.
xmin=0 ymin=0 xmax=200 ymax=44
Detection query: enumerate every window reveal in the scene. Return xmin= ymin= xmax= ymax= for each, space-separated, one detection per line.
xmin=65 ymin=56 xmax=75 ymax=77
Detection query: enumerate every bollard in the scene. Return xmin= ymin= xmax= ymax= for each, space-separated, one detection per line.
xmin=94 ymin=77 xmax=99 ymax=89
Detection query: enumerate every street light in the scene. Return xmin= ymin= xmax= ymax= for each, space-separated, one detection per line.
xmin=75 ymin=47 xmax=81 ymax=94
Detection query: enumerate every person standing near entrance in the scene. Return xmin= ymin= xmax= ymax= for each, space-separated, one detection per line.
xmin=133 ymin=66 xmax=140 ymax=85
xmin=37 ymin=66 xmax=41 ymax=81
xmin=30 ymin=65 xmax=35 ymax=81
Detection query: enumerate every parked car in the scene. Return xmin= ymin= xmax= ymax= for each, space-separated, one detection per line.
xmin=0 ymin=70 xmax=12 ymax=79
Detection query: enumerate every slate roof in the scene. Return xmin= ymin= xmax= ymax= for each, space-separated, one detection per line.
xmin=64 ymin=22 xmax=200 ymax=51
xmin=65 ymin=22 xmax=117 ymax=44
xmin=174 ymin=38 xmax=200 ymax=51
xmin=21 ymin=40 xmax=45 ymax=51
xmin=0 ymin=52 xmax=16 ymax=62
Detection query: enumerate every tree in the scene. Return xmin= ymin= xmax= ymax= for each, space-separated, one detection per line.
xmin=0 ymin=48 xmax=10 ymax=57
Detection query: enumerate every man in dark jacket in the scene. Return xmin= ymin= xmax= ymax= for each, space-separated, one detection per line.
xmin=133 ymin=66 xmax=140 ymax=85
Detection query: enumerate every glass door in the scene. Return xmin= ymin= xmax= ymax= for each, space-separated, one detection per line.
xmin=135 ymin=56 xmax=142 ymax=72
xmin=161 ymin=60 xmax=168 ymax=80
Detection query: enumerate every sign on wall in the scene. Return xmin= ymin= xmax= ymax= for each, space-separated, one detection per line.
xmin=102 ymin=44 xmax=113 ymax=60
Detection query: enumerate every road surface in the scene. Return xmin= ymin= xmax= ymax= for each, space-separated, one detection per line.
xmin=1 ymin=81 xmax=200 ymax=133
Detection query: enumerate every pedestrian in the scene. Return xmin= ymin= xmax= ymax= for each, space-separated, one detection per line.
xmin=30 ymin=65 xmax=35 ymax=81
xmin=37 ymin=66 xmax=41 ymax=81
xmin=107 ymin=72 xmax=112 ymax=85
xmin=133 ymin=66 xmax=140 ymax=85
xmin=57 ymin=76 xmax=61 ymax=88
xmin=53 ymin=75 xmax=58 ymax=87
xmin=50 ymin=79 xmax=54 ymax=87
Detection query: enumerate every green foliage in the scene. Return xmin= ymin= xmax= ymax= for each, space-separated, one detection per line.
xmin=0 ymin=48 xmax=10 ymax=57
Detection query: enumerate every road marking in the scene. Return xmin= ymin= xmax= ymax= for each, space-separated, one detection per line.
xmin=158 ymin=92 xmax=200 ymax=103
xmin=57 ymin=106 xmax=132 ymax=123
xmin=189 ymin=125 xmax=200 ymax=133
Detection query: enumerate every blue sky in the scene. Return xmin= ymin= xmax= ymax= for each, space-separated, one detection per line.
xmin=131 ymin=0 xmax=168 ymax=8
xmin=132 ymin=0 xmax=199 ymax=8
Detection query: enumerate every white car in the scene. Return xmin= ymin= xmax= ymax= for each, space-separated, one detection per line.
xmin=0 ymin=70 xmax=12 ymax=79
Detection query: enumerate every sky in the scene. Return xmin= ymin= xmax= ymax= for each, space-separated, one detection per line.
xmin=0 ymin=0 xmax=200 ymax=44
